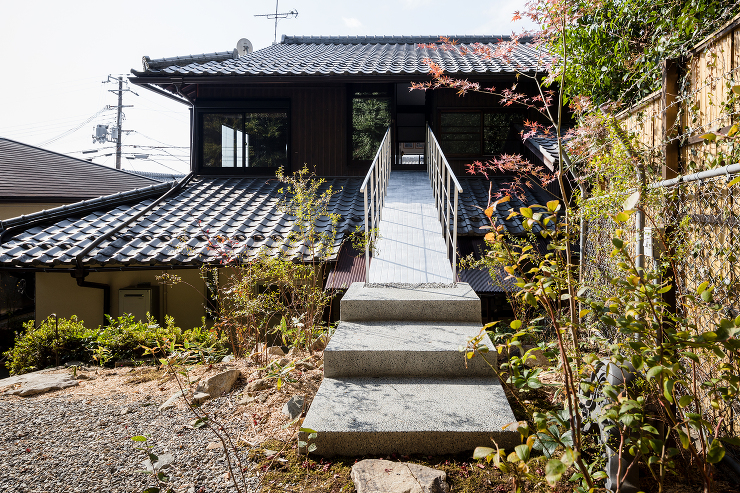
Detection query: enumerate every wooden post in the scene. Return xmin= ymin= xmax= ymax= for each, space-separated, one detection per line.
xmin=662 ymin=58 xmax=681 ymax=180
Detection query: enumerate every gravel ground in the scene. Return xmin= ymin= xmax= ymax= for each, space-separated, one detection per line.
xmin=0 ymin=391 xmax=260 ymax=493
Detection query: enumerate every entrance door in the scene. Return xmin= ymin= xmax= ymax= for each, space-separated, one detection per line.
xmin=395 ymin=83 xmax=426 ymax=169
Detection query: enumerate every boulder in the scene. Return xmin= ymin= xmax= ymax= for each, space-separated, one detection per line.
xmin=351 ymin=459 xmax=449 ymax=493
xmin=311 ymin=334 xmax=329 ymax=351
xmin=195 ymin=369 xmax=240 ymax=397
xmin=159 ymin=389 xmax=189 ymax=411
xmin=267 ymin=346 xmax=285 ymax=357
xmin=142 ymin=453 xmax=175 ymax=472
xmin=192 ymin=392 xmax=211 ymax=404
xmin=282 ymin=395 xmax=305 ymax=419
xmin=247 ymin=378 xmax=271 ymax=392
xmin=2 ymin=372 xmax=78 ymax=397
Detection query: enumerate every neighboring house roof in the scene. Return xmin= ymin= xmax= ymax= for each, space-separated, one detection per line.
xmin=124 ymin=170 xmax=186 ymax=182
xmin=132 ymin=35 xmax=544 ymax=78
xmin=0 ymin=138 xmax=159 ymax=203
xmin=0 ymin=175 xmax=553 ymax=269
xmin=515 ymin=125 xmax=568 ymax=172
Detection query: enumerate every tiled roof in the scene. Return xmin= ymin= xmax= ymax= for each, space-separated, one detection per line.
xmin=0 ymin=176 xmax=365 ymax=268
xmin=0 ymin=138 xmax=159 ymax=202
xmin=124 ymin=170 xmax=186 ymax=182
xmin=133 ymin=35 xmax=544 ymax=77
xmin=0 ymin=175 xmax=551 ymax=269
xmin=516 ymin=125 xmax=569 ymax=172
xmin=457 ymin=176 xmax=553 ymax=236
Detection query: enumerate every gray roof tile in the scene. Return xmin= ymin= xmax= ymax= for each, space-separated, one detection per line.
xmin=134 ymin=35 xmax=544 ymax=78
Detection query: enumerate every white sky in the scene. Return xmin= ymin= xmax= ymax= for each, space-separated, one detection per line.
xmin=0 ymin=0 xmax=534 ymax=175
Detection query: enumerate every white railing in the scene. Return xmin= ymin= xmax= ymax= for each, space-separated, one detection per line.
xmin=360 ymin=127 xmax=392 ymax=284
xmin=426 ymin=124 xmax=462 ymax=280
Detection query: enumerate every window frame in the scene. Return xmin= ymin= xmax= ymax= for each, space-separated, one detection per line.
xmin=437 ymin=108 xmax=524 ymax=158
xmin=194 ymin=100 xmax=291 ymax=175
xmin=347 ymin=84 xmax=393 ymax=167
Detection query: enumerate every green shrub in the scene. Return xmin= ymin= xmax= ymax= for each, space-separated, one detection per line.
xmin=2 ymin=316 xmax=89 ymax=375
xmin=2 ymin=314 xmax=228 ymax=375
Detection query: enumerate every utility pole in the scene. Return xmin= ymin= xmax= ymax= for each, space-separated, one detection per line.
xmin=98 ymin=75 xmax=136 ymax=169
xmin=115 ymin=77 xmax=123 ymax=169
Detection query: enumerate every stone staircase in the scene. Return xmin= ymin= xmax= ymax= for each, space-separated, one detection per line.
xmin=301 ymin=282 xmax=520 ymax=456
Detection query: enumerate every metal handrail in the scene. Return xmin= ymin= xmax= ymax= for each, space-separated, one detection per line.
xmin=360 ymin=127 xmax=392 ymax=284
xmin=426 ymin=124 xmax=463 ymax=281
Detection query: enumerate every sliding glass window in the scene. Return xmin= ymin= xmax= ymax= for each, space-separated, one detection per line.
xmin=201 ymin=111 xmax=288 ymax=170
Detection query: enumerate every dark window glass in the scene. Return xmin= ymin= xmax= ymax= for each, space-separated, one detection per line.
xmin=484 ymin=113 xmax=524 ymax=154
xmin=203 ymin=113 xmax=243 ymax=168
xmin=244 ymin=112 xmax=288 ymax=168
xmin=351 ymin=95 xmax=391 ymax=161
xmin=201 ymin=112 xmax=288 ymax=168
xmin=439 ymin=111 xmax=524 ymax=156
xmin=440 ymin=112 xmax=481 ymax=155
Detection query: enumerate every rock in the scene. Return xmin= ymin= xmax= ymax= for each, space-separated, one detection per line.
xmin=237 ymin=394 xmax=255 ymax=405
xmin=206 ymin=441 xmax=223 ymax=450
xmin=63 ymin=361 xmax=86 ymax=368
xmin=521 ymin=346 xmax=551 ymax=368
xmin=351 ymin=459 xmax=449 ymax=493
xmin=255 ymin=394 xmax=269 ymax=404
xmin=277 ymin=357 xmax=291 ymax=367
xmin=295 ymin=361 xmax=315 ymax=371
xmin=2 ymin=373 xmax=79 ymax=397
xmin=221 ymin=355 xmax=235 ymax=363
xmin=311 ymin=334 xmax=329 ymax=351
xmin=282 ymin=395 xmax=305 ymax=420
xmin=142 ymin=453 xmax=175 ymax=472
xmin=246 ymin=378 xmax=270 ymax=392
xmin=159 ymin=389 xmax=189 ymax=412
xmin=267 ymin=346 xmax=285 ymax=356
xmin=195 ymin=369 xmax=240 ymax=398
xmin=192 ymin=392 xmax=211 ymax=404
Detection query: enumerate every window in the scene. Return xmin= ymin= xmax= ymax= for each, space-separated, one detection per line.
xmin=439 ymin=111 xmax=524 ymax=157
xmin=200 ymin=108 xmax=289 ymax=170
xmin=351 ymin=89 xmax=391 ymax=162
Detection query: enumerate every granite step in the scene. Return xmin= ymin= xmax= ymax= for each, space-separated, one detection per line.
xmin=300 ymin=376 xmax=520 ymax=456
xmin=323 ymin=321 xmax=497 ymax=377
xmin=340 ymin=282 xmax=481 ymax=323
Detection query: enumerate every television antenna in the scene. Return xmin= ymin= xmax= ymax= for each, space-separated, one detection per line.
xmin=255 ymin=0 xmax=298 ymax=44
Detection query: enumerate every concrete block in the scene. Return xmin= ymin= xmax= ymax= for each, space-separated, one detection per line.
xmin=340 ymin=282 xmax=481 ymax=323
xmin=324 ymin=321 xmax=496 ymax=377
xmin=300 ymin=376 xmax=519 ymax=456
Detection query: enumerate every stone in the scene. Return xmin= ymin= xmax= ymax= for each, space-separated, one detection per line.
xmin=63 ymin=361 xmax=86 ymax=368
xmin=255 ymin=394 xmax=269 ymax=404
xmin=277 ymin=357 xmax=291 ymax=367
xmin=195 ymin=369 xmax=240 ymax=398
xmin=295 ymin=361 xmax=315 ymax=371
xmin=266 ymin=346 xmax=285 ymax=357
xmin=159 ymin=389 xmax=189 ymax=412
xmin=282 ymin=395 xmax=305 ymax=420
xmin=221 ymin=355 xmax=235 ymax=363
xmin=521 ymin=346 xmax=551 ymax=368
xmin=311 ymin=333 xmax=329 ymax=351
xmin=192 ymin=392 xmax=211 ymax=404
xmin=206 ymin=442 xmax=223 ymax=450
xmin=351 ymin=459 xmax=449 ymax=493
xmin=246 ymin=378 xmax=270 ymax=392
xmin=237 ymin=394 xmax=255 ymax=405
xmin=142 ymin=453 xmax=175 ymax=472
xmin=2 ymin=372 xmax=79 ymax=397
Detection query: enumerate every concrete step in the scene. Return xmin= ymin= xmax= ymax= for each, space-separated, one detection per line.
xmin=300 ymin=376 xmax=520 ymax=456
xmin=324 ymin=321 xmax=497 ymax=377
xmin=340 ymin=282 xmax=481 ymax=323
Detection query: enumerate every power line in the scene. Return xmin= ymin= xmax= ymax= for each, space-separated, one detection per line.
xmin=38 ymin=106 xmax=113 ymax=146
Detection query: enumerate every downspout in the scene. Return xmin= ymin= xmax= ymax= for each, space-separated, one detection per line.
xmin=73 ymin=172 xmax=195 ymax=323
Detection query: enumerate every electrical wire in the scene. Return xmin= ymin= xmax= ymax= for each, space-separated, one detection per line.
xmin=38 ymin=106 xmax=113 ymax=146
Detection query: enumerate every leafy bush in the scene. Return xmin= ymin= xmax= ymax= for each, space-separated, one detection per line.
xmin=2 ymin=314 xmax=227 ymax=375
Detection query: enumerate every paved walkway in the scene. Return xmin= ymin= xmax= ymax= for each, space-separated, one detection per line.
xmin=368 ymin=171 xmax=453 ymax=283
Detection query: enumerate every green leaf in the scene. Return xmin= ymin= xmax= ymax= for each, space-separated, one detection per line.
xmin=646 ymin=365 xmax=663 ymax=380
xmin=308 ymin=443 xmax=317 ymax=453
xmin=678 ymin=395 xmax=694 ymax=408
xmin=546 ymin=200 xmax=560 ymax=212
xmin=733 ymin=85 xmax=740 ymax=95
xmin=515 ymin=444 xmax=531 ymax=462
xmin=520 ymin=207 xmax=533 ymax=218
xmin=300 ymin=427 xmax=317 ymax=434
xmin=622 ymin=192 xmax=640 ymax=211
xmin=191 ymin=418 xmax=209 ymax=429
xmin=707 ymin=441 xmax=725 ymax=464
xmin=474 ymin=447 xmax=496 ymax=459
xmin=678 ymin=429 xmax=690 ymax=449
xmin=510 ymin=320 xmax=522 ymax=330
xmin=701 ymin=286 xmax=714 ymax=302
xmin=612 ymin=237 xmax=624 ymax=249
xmin=728 ymin=176 xmax=740 ymax=187
xmin=631 ymin=354 xmax=644 ymax=371
xmin=142 ymin=488 xmax=161 ymax=493
xmin=700 ymin=132 xmax=717 ymax=142
xmin=721 ymin=437 xmax=740 ymax=447
xmin=130 ymin=436 xmax=148 ymax=442
xmin=545 ymin=459 xmax=566 ymax=486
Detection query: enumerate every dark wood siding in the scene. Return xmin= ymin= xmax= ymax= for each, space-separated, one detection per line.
xmin=197 ymin=85 xmax=366 ymax=177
